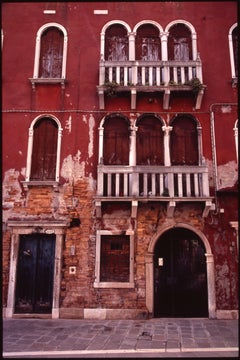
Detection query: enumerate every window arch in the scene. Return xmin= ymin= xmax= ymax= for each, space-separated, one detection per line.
xmin=136 ymin=114 xmax=164 ymax=165
xmin=103 ymin=114 xmax=130 ymax=165
xmin=165 ymin=20 xmax=197 ymax=61
xmin=105 ymin=24 xmax=129 ymax=61
xmin=135 ymin=23 xmax=161 ymax=61
xmin=170 ymin=114 xmax=199 ymax=165
xmin=33 ymin=23 xmax=67 ymax=79
xmin=228 ymin=24 xmax=238 ymax=80
xmin=25 ymin=115 xmax=63 ymax=183
xmin=100 ymin=21 xmax=131 ymax=61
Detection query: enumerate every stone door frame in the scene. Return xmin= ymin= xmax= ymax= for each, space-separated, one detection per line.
xmin=145 ymin=222 xmax=216 ymax=319
xmin=5 ymin=220 xmax=67 ymax=319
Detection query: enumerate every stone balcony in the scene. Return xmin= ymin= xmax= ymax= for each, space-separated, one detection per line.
xmin=97 ymin=57 xmax=205 ymax=110
xmin=95 ymin=165 xmax=213 ymax=218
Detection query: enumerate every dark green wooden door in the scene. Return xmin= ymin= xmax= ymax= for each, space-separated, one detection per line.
xmin=15 ymin=234 xmax=55 ymax=313
xmin=154 ymin=228 xmax=208 ymax=317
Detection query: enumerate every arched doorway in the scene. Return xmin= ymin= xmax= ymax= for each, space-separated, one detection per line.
xmin=154 ymin=227 xmax=208 ymax=317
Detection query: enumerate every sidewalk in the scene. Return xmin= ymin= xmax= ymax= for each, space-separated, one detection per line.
xmin=3 ymin=318 xmax=239 ymax=358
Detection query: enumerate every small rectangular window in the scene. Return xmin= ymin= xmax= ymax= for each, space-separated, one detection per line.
xmin=94 ymin=231 xmax=134 ymax=288
xmin=100 ymin=235 xmax=130 ymax=282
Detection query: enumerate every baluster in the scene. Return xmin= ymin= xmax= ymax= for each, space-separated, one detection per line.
xmin=143 ymin=173 xmax=148 ymax=195
xmin=149 ymin=66 xmax=153 ymax=85
xmin=142 ymin=66 xmax=146 ymax=85
xmin=181 ymin=67 xmax=185 ymax=84
xmin=159 ymin=173 xmax=164 ymax=195
xmin=202 ymin=172 xmax=209 ymax=196
xmin=194 ymin=173 xmax=199 ymax=196
xmin=151 ymin=173 xmax=156 ymax=195
xmin=107 ymin=173 xmax=111 ymax=196
xmin=156 ymin=67 xmax=160 ymax=85
xmin=178 ymin=173 xmax=183 ymax=197
xmin=173 ymin=67 xmax=178 ymax=83
xmin=168 ymin=172 xmax=174 ymax=197
xmin=124 ymin=66 xmax=128 ymax=86
xmin=116 ymin=66 xmax=120 ymax=84
xmin=188 ymin=66 xmax=192 ymax=81
xmin=115 ymin=173 xmax=120 ymax=196
xmin=109 ymin=67 xmax=113 ymax=82
xmin=124 ymin=173 xmax=128 ymax=196
xmin=186 ymin=173 xmax=191 ymax=196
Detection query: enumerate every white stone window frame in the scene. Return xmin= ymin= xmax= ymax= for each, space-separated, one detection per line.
xmin=165 ymin=20 xmax=198 ymax=61
xmin=94 ymin=230 xmax=135 ymax=288
xmin=133 ymin=20 xmax=164 ymax=61
xmin=228 ymin=23 xmax=238 ymax=81
xmin=30 ymin=23 xmax=68 ymax=87
xmin=233 ymin=119 xmax=238 ymax=162
xmin=100 ymin=20 xmax=131 ymax=61
xmin=23 ymin=114 xmax=63 ymax=189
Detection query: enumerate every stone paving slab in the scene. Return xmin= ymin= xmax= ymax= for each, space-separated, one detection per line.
xmin=3 ymin=318 xmax=239 ymax=358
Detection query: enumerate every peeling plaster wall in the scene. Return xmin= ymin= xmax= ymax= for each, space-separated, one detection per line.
xmin=218 ymin=161 xmax=238 ymax=189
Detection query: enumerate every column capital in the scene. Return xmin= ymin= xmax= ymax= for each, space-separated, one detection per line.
xmin=162 ymin=125 xmax=173 ymax=135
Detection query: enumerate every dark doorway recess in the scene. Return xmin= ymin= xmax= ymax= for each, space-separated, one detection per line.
xmin=15 ymin=233 xmax=56 ymax=314
xmin=154 ymin=228 xmax=208 ymax=317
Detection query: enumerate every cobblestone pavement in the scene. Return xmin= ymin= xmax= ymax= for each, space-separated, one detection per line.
xmin=3 ymin=318 xmax=239 ymax=358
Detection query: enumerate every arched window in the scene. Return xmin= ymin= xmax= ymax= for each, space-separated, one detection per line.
xmin=25 ymin=116 xmax=62 ymax=184
xmin=39 ymin=27 xmax=63 ymax=78
xmin=168 ymin=23 xmax=192 ymax=61
xmin=32 ymin=23 xmax=67 ymax=80
xmin=135 ymin=24 xmax=161 ymax=61
xmin=103 ymin=115 xmax=130 ymax=165
xmin=170 ymin=115 xmax=198 ymax=165
xmin=136 ymin=114 xmax=164 ymax=165
xmin=229 ymin=24 xmax=238 ymax=80
xmin=105 ymin=24 xmax=128 ymax=61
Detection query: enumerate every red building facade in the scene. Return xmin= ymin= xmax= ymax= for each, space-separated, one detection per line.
xmin=2 ymin=2 xmax=238 ymax=319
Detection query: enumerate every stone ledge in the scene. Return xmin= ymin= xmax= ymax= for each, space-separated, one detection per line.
xmin=84 ymin=308 xmax=148 ymax=320
xmin=216 ymin=310 xmax=239 ymax=319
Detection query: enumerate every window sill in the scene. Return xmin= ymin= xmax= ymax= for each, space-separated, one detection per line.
xmin=22 ymin=181 xmax=59 ymax=191
xmin=94 ymin=281 xmax=134 ymax=288
xmin=29 ymin=78 xmax=66 ymax=89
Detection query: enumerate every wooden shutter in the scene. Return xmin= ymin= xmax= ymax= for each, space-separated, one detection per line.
xmin=136 ymin=24 xmax=161 ymax=60
xmin=30 ymin=118 xmax=58 ymax=180
xmin=168 ymin=24 xmax=192 ymax=61
xmin=39 ymin=27 xmax=63 ymax=78
xmin=103 ymin=116 xmax=129 ymax=165
xmin=105 ymin=24 xmax=128 ymax=61
xmin=136 ymin=116 xmax=164 ymax=165
xmin=170 ymin=116 xmax=198 ymax=165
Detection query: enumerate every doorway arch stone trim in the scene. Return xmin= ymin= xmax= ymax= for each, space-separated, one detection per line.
xmin=5 ymin=220 xmax=67 ymax=319
xmin=145 ymin=221 xmax=216 ymax=318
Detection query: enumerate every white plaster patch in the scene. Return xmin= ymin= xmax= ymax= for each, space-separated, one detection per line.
xmin=2 ymin=169 xmax=23 ymax=222
xmin=21 ymin=167 xmax=26 ymax=176
xmin=82 ymin=115 xmax=87 ymax=123
xmin=88 ymin=114 xmax=95 ymax=158
xmin=65 ymin=115 xmax=72 ymax=133
xmin=221 ymin=105 xmax=232 ymax=113
xmin=102 ymin=210 xmax=131 ymax=231
xmin=88 ymin=173 xmax=96 ymax=191
xmin=60 ymin=150 xmax=85 ymax=182
xmin=218 ymin=161 xmax=238 ymax=189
